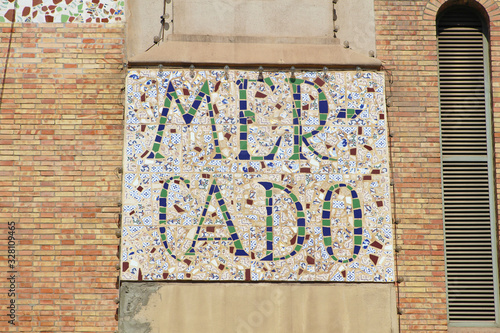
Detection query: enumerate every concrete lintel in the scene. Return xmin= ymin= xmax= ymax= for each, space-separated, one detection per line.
xmin=128 ymin=38 xmax=382 ymax=69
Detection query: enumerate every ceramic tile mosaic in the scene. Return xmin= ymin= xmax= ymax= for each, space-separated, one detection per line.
xmin=0 ymin=0 xmax=124 ymax=23
xmin=121 ymin=69 xmax=394 ymax=282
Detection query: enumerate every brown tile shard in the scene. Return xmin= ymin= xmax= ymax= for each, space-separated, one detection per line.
xmin=314 ymin=78 xmax=325 ymax=86
xmin=22 ymin=7 xmax=31 ymax=17
xmin=5 ymin=9 xmax=15 ymax=22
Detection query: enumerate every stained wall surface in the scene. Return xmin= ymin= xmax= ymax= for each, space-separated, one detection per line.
xmin=119 ymin=283 xmax=398 ymax=333
xmin=172 ymin=0 xmax=333 ymax=38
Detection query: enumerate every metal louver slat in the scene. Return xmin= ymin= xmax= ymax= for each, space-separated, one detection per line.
xmin=437 ymin=5 xmax=499 ymax=324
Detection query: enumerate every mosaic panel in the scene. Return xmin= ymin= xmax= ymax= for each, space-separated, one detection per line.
xmin=122 ymin=69 xmax=394 ymax=282
xmin=0 ymin=0 xmax=124 ymax=23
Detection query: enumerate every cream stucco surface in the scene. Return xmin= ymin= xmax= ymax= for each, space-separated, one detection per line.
xmin=120 ymin=283 xmax=399 ymax=333
xmin=173 ymin=0 xmax=333 ymax=38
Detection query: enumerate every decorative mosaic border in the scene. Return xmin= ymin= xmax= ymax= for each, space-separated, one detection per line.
xmin=121 ymin=69 xmax=394 ymax=282
xmin=0 ymin=0 xmax=124 ymax=23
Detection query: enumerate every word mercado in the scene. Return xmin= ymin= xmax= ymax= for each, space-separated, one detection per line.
xmin=122 ymin=69 xmax=394 ymax=282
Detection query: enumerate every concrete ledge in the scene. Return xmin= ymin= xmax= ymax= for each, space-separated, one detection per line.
xmin=128 ymin=37 xmax=382 ymax=69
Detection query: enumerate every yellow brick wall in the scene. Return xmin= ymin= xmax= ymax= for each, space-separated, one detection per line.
xmin=375 ymin=0 xmax=500 ymax=332
xmin=0 ymin=22 xmax=124 ymax=332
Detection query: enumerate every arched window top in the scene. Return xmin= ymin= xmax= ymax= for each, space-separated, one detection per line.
xmin=437 ymin=2 xmax=489 ymax=37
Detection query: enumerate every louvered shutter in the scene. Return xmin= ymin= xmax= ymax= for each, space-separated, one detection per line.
xmin=437 ymin=6 xmax=499 ymax=323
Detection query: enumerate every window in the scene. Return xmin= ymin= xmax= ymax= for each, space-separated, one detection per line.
xmin=437 ymin=4 xmax=499 ymax=325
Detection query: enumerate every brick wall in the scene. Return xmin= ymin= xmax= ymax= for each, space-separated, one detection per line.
xmin=375 ymin=0 xmax=500 ymax=332
xmin=0 ymin=22 xmax=124 ymax=332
